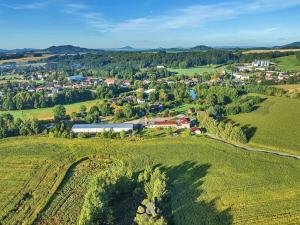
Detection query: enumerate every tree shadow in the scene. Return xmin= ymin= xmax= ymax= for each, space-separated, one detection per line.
xmin=241 ymin=124 xmax=257 ymax=142
xmin=162 ymin=161 xmax=232 ymax=225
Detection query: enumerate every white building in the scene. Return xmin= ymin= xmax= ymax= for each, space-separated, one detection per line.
xmin=252 ymin=60 xmax=270 ymax=67
xmin=71 ymin=123 xmax=134 ymax=133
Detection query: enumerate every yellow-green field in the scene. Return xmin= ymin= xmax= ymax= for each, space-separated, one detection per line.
xmin=229 ymin=95 xmax=300 ymax=155
xmin=274 ymin=84 xmax=300 ymax=93
xmin=0 ymin=99 xmax=102 ymax=120
xmin=273 ymin=55 xmax=300 ymax=71
xmin=0 ymin=136 xmax=299 ymax=225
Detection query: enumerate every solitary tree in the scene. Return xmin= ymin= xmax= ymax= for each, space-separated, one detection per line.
xmin=53 ymin=105 xmax=66 ymax=121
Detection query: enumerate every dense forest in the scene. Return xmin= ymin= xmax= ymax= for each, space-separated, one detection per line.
xmin=43 ymin=50 xmax=293 ymax=70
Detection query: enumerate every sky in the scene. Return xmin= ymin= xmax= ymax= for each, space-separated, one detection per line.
xmin=1 ymin=0 xmax=300 ymax=49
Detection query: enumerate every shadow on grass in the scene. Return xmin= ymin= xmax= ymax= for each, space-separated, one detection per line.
xmin=163 ymin=161 xmax=232 ymax=225
xmin=241 ymin=124 xmax=257 ymax=142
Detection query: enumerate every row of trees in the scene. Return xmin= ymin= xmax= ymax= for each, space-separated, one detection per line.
xmin=201 ymin=114 xmax=248 ymax=144
xmin=1 ymin=89 xmax=94 ymax=110
xmin=0 ymin=113 xmax=42 ymax=139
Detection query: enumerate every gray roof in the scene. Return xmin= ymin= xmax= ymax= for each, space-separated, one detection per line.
xmin=72 ymin=123 xmax=134 ymax=129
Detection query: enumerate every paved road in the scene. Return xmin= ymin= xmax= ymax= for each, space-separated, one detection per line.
xmin=205 ymin=134 xmax=300 ymax=160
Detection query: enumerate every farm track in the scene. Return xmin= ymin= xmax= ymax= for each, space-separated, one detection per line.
xmin=205 ymin=134 xmax=300 ymax=160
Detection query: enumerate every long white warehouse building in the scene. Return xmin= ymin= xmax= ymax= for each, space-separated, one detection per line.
xmin=71 ymin=123 xmax=134 ymax=133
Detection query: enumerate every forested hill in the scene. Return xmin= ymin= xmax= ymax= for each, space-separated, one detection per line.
xmin=44 ymin=45 xmax=103 ymax=54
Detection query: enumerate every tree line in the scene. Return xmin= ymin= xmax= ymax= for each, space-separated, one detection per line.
xmin=0 ymin=89 xmax=94 ymax=111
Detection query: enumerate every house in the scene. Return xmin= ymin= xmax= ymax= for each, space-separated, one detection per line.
xmin=137 ymin=98 xmax=146 ymax=104
xmin=191 ymin=127 xmax=202 ymax=135
xmin=146 ymin=117 xmax=191 ymax=129
xmin=104 ymin=79 xmax=116 ymax=86
xmin=233 ymin=73 xmax=250 ymax=80
xmin=150 ymin=104 xmax=164 ymax=112
xmin=67 ymin=75 xmax=85 ymax=83
xmin=71 ymin=123 xmax=134 ymax=133
xmin=144 ymin=89 xmax=156 ymax=94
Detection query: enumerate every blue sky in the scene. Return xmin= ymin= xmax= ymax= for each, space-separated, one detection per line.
xmin=1 ymin=0 xmax=300 ymax=49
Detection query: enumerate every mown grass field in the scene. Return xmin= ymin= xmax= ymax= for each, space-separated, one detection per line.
xmin=273 ymin=55 xmax=300 ymax=71
xmin=228 ymin=95 xmax=300 ymax=155
xmin=169 ymin=65 xmax=226 ymax=76
xmin=0 ymin=99 xmax=102 ymax=120
xmin=274 ymin=84 xmax=300 ymax=93
xmin=0 ymin=136 xmax=299 ymax=225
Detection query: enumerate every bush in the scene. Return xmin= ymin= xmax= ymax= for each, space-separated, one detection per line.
xmin=77 ymin=132 xmax=87 ymax=139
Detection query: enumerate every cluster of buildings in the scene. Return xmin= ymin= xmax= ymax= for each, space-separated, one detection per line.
xmin=71 ymin=116 xmax=194 ymax=134
xmin=233 ymin=60 xmax=296 ymax=82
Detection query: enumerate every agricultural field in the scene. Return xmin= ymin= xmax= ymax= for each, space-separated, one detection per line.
xmin=274 ymin=84 xmax=300 ymax=93
xmin=228 ymin=95 xmax=300 ymax=155
xmin=168 ymin=65 xmax=226 ymax=76
xmin=0 ymin=99 xmax=102 ymax=120
xmin=273 ymin=55 xmax=300 ymax=71
xmin=0 ymin=55 xmax=55 ymax=65
xmin=242 ymin=49 xmax=300 ymax=54
xmin=0 ymin=136 xmax=300 ymax=225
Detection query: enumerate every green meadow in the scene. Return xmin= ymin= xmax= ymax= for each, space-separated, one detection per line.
xmin=0 ymin=99 xmax=101 ymax=120
xmin=169 ymin=65 xmax=226 ymax=76
xmin=273 ymin=55 xmax=300 ymax=71
xmin=229 ymin=95 xmax=300 ymax=155
xmin=0 ymin=136 xmax=299 ymax=225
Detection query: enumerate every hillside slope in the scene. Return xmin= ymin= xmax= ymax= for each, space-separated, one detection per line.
xmin=229 ymin=95 xmax=300 ymax=155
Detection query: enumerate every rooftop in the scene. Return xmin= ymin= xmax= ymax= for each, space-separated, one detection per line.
xmin=72 ymin=123 xmax=134 ymax=129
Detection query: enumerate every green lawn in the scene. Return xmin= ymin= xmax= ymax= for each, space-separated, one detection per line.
xmin=273 ymin=55 xmax=300 ymax=71
xmin=172 ymin=103 xmax=201 ymax=114
xmin=169 ymin=65 xmax=226 ymax=76
xmin=0 ymin=99 xmax=102 ymax=120
xmin=0 ymin=136 xmax=299 ymax=225
xmin=228 ymin=95 xmax=300 ymax=155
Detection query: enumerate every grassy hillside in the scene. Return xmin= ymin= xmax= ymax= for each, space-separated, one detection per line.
xmin=0 ymin=99 xmax=101 ymax=120
xmin=273 ymin=55 xmax=300 ymax=71
xmin=0 ymin=137 xmax=299 ymax=225
xmin=169 ymin=65 xmax=226 ymax=76
xmin=228 ymin=95 xmax=300 ymax=155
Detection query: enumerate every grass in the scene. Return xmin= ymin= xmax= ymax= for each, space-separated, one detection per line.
xmin=273 ymin=55 xmax=300 ymax=71
xmin=0 ymin=136 xmax=299 ymax=225
xmin=0 ymin=99 xmax=102 ymax=120
xmin=169 ymin=65 xmax=226 ymax=76
xmin=228 ymin=95 xmax=300 ymax=155
xmin=172 ymin=103 xmax=201 ymax=114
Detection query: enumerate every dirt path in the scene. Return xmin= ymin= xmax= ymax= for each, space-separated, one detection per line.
xmin=205 ymin=134 xmax=300 ymax=160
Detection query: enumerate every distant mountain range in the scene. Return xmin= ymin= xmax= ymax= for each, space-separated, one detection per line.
xmin=1 ymin=42 xmax=299 ymax=54
xmin=0 ymin=48 xmax=36 ymax=53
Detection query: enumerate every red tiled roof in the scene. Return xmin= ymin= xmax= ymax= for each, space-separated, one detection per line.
xmin=155 ymin=121 xmax=177 ymax=125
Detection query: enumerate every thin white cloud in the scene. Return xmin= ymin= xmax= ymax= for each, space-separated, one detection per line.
xmin=0 ymin=1 xmax=49 ymax=10
xmin=63 ymin=0 xmax=300 ymax=33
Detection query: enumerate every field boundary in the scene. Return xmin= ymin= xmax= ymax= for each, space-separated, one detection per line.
xmin=205 ymin=134 xmax=300 ymax=160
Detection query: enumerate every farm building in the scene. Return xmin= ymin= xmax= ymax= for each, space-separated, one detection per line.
xmin=146 ymin=117 xmax=191 ymax=129
xmin=71 ymin=123 xmax=134 ymax=133
xmin=67 ymin=75 xmax=84 ymax=82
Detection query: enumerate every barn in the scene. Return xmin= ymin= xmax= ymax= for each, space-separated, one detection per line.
xmin=71 ymin=123 xmax=134 ymax=133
